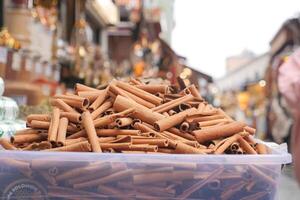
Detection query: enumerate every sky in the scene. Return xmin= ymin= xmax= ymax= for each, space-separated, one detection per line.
xmin=171 ymin=0 xmax=300 ymax=78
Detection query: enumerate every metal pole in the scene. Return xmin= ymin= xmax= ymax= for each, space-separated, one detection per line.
xmin=0 ymin=0 xmax=4 ymax=28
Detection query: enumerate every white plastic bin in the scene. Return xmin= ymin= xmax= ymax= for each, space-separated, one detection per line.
xmin=0 ymin=143 xmax=291 ymax=199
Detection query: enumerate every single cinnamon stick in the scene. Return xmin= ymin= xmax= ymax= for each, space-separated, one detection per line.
xmin=56 ymin=117 xmax=69 ymax=146
xmin=74 ymin=169 xmax=132 ymax=189
xmin=238 ymin=137 xmax=257 ymax=154
xmin=256 ymin=143 xmax=268 ymax=154
xmin=82 ymin=111 xmax=102 ymax=152
xmin=136 ymin=85 xmax=170 ymax=94
xmin=50 ymin=99 xmax=77 ymax=113
xmin=174 ymin=141 xmax=206 ymax=154
xmin=129 ymin=144 xmax=158 ymax=152
xmin=0 ymin=138 xmax=18 ymax=150
xmin=177 ymin=167 xmax=223 ymax=199
xmin=152 ymin=94 xmax=194 ymax=113
xmin=26 ymin=114 xmax=50 ymax=123
xmin=89 ymin=87 xmax=109 ymax=111
xmin=131 ymin=138 xmax=169 ymax=147
xmin=154 ymin=108 xmax=197 ymax=132
xmin=244 ymin=126 xmax=256 ymax=135
xmin=28 ymin=120 xmax=50 ymax=129
xmin=44 ymin=141 xmax=91 ymax=152
xmin=66 ymin=129 xmax=86 ymax=139
xmin=116 ymin=81 xmax=162 ymax=105
xmin=118 ymin=87 xmax=156 ymax=108
xmin=113 ymin=95 xmax=165 ymax=125
xmin=48 ymin=107 xmax=60 ymax=143
xmin=56 ymin=162 xmax=111 ymax=181
xmin=75 ymin=83 xmax=100 ymax=93
xmin=184 ymin=84 xmax=202 ymax=99
xmin=178 ymin=103 xmax=192 ymax=112
xmin=186 ymin=114 xmax=225 ymax=123
xmin=193 ymin=121 xmax=246 ymax=143
xmin=214 ymin=134 xmax=241 ymax=154
xmin=179 ymin=122 xmax=190 ymax=132
xmin=198 ymin=118 xmax=230 ymax=127
xmin=115 ymin=117 xmax=133 ymax=127
xmin=14 ymin=128 xmax=42 ymax=135
xmin=60 ymin=112 xmax=81 ymax=123
xmin=59 ymin=98 xmax=89 ymax=109
xmin=11 ymin=132 xmax=45 ymax=144
xmin=78 ymin=91 xmax=102 ymax=102
xmin=64 ymin=137 xmax=87 ymax=146
xmin=96 ymin=129 xmax=140 ymax=137
xmin=91 ymin=101 xmax=112 ymax=119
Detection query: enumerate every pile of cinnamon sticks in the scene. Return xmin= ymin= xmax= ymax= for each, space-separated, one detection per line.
xmin=0 ymin=79 xmax=268 ymax=154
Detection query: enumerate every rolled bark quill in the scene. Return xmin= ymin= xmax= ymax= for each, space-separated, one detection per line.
xmin=91 ymin=101 xmax=112 ymax=119
xmin=50 ymin=99 xmax=77 ymax=113
xmin=115 ymin=117 xmax=133 ymax=127
xmin=198 ymin=119 xmax=230 ymax=127
xmin=244 ymin=126 xmax=256 ymax=135
xmin=54 ymin=95 xmax=89 ymax=109
xmin=89 ymin=88 xmax=109 ymax=111
xmin=256 ymin=143 xmax=268 ymax=154
xmin=60 ymin=112 xmax=81 ymax=123
xmin=186 ymin=114 xmax=225 ymax=123
xmin=75 ymin=83 xmax=100 ymax=93
xmin=184 ymin=84 xmax=202 ymax=99
xmin=26 ymin=114 xmax=50 ymax=123
xmin=174 ymin=141 xmax=206 ymax=154
xmin=154 ymin=108 xmax=197 ymax=132
xmin=131 ymin=138 xmax=169 ymax=147
xmin=237 ymin=137 xmax=257 ymax=154
xmin=44 ymin=141 xmax=91 ymax=152
xmin=136 ymin=85 xmax=170 ymax=94
xmin=129 ymin=77 xmax=143 ymax=85
xmin=56 ymin=117 xmax=68 ymax=146
xmin=178 ymin=103 xmax=192 ymax=111
xmin=0 ymin=138 xmax=18 ymax=150
xmin=116 ymin=81 xmax=162 ymax=105
xmin=78 ymin=91 xmax=102 ymax=102
xmin=214 ymin=134 xmax=241 ymax=154
xmin=96 ymin=129 xmax=140 ymax=137
xmin=82 ymin=111 xmax=102 ymax=152
xmin=194 ymin=121 xmax=246 ymax=143
xmin=28 ymin=120 xmax=50 ymax=129
xmin=93 ymin=108 xmax=134 ymax=128
xmin=48 ymin=107 xmax=60 ymax=144
xmin=110 ymin=84 xmax=155 ymax=108
xmin=74 ymin=169 xmax=132 ymax=189
xmin=113 ymin=95 xmax=165 ymax=125
xmin=152 ymin=94 xmax=194 ymax=113
xmin=59 ymin=98 xmax=89 ymax=109
xmin=11 ymin=132 xmax=45 ymax=145
xmin=179 ymin=122 xmax=190 ymax=132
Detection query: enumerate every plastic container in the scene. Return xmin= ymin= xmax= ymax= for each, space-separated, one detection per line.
xmin=0 ymin=96 xmax=19 ymax=120
xmin=0 ymin=142 xmax=291 ymax=200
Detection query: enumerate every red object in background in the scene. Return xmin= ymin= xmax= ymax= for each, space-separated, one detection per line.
xmin=32 ymin=77 xmax=59 ymax=96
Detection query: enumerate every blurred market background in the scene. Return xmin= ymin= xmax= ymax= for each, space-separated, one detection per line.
xmin=0 ymin=0 xmax=300 ymax=198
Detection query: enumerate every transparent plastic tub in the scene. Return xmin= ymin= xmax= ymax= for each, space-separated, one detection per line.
xmin=0 ymin=142 xmax=291 ymax=200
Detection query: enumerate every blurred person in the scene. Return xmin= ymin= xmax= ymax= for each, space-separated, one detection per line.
xmin=278 ymin=48 xmax=300 ymax=183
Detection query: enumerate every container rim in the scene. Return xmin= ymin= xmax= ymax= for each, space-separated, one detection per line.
xmin=0 ymin=149 xmax=292 ymax=165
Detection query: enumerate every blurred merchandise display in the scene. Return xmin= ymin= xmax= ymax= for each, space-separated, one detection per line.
xmin=265 ymin=17 xmax=300 ymax=147
xmin=0 ymin=28 xmax=21 ymax=50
